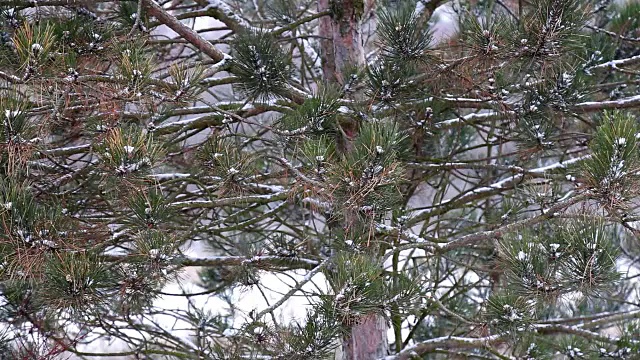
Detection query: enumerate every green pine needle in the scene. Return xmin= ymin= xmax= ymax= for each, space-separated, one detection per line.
xmin=232 ymin=28 xmax=293 ymax=100
xmin=377 ymin=2 xmax=432 ymax=63
xmin=581 ymin=111 xmax=640 ymax=208
xmin=41 ymin=252 xmax=116 ymax=312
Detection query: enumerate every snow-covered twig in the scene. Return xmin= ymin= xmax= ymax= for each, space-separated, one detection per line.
xmin=143 ymin=0 xmax=227 ymax=62
xmin=407 ymin=155 xmax=590 ymax=226
xmin=101 ymin=253 xmax=319 ymax=269
xmin=575 ymin=95 xmax=640 ymax=113
xmin=436 ymin=193 xmax=586 ymax=252
xmin=588 ymin=54 xmax=640 ymax=72
xmin=433 ymin=111 xmax=513 ymax=129
xmin=171 ymin=192 xmax=289 ymax=208
xmin=379 ymin=333 xmax=506 ymax=360
xmin=41 ymin=144 xmax=91 ymax=157
xmin=203 ymin=0 xmax=258 ymax=32
xmin=384 ymin=193 xmax=587 ymax=260
xmin=256 ymin=258 xmax=329 ymax=319
xmin=380 ymin=320 xmax=634 ymax=360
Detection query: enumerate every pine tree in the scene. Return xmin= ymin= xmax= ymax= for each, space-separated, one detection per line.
xmin=1 ymin=0 xmax=640 ymax=359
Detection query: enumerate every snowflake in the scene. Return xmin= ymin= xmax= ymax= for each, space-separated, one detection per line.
xmin=4 ymin=109 xmax=21 ymax=119
xmin=31 ymin=43 xmax=43 ymax=54
xmin=566 ymin=346 xmax=583 ymax=357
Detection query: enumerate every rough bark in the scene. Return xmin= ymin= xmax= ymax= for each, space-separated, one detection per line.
xmin=317 ymin=0 xmax=366 ymax=85
xmin=317 ymin=0 xmax=389 ymax=359
xmin=341 ymin=314 xmax=389 ymax=360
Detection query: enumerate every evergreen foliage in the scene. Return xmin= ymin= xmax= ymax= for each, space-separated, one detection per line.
xmin=0 ymin=0 xmax=639 ymax=359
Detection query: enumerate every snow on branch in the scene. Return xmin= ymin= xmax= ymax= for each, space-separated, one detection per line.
xmin=379 ymin=333 xmax=506 ymax=360
xmin=100 ymin=253 xmax=320 ymax=269
xmin=255 ymin=258 xmax=329 ymax=319
xmin=575 ymin=95 xmax=640 ymax=113
xmin=171 ymin=192 xmax=290 ymax=208
xmin=433 ymin=111 xmax=513 ymax=129
xmin=540 ymin=309 xmax=640 ymax=327
xmin=142 ymin=0 xmax=227 ymax=62
xmin=407 ymin=155 xmax=590 ymax=226
xmin=202 ymin=0 xmax=257 ymax=32
xmin=436 ymin=193 xmax=587 ymax=252
xmin=588 ymin=54 xmax=640 ymax=72
xmin=41 ymin=144 xmax=91 ymax=157
xmin=379 ymin=320 xmax=634 ymax=360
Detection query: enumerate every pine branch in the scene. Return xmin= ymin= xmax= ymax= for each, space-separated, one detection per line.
xmin=142 ymin=0 xmax=228 ymax=62
xmin=0 ymin=71 xmax=22 ymax=83
xmin=437 ymin=192 xmax=586 ymax=251
xmin=541 ymin=309 xmax=640 ymax=327
xmin=255 ymin=258 xmax=330 ymax=319
xmin=270 ymin=10 xmax=332 ymax=37
xmin=170 ymin=192 xmax=290 ymax=208
xmin=3 ymin=0 xmax=640 ymax=358
xmin=379 ymin=333 xmax=506 ymax=360
xmin=0 ymin=0 xmax=113 ymax=5
xmin=406 ymin=155 xmax=590 ymax=226
xmin=196 ymin=0 xmax=255 ymax=32
xmin=575 ymin=95 xmax=640 ymax=112
xmin=40 ymin=144 xmax=92 ymax=157
xmin=588 ymin=54 xmax=640 ymax=72
xmin=433 ymin=111 xmax=514 ymax=130
xmin=535 ymin=324 xmax=633 ymax=345
xmin=100 ymin=253 xmax=319 ymax=269
xmin=586 ymin=25 xmax=640 ymax=43
xmin=383 ymin=192 xmax=588 ymax=261
xmin=381 ymin=321 xmax=635 ymax=360
xmin=407 ymin=162 xmax=530 ymax=173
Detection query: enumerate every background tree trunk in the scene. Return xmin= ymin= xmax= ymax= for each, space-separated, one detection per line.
xmin=341 ymin=314 xmax=389 ymax=360
xmin=318 ymin=0 xmax=389 ymax=359
xmin=318 ymin=0 xmax=366 ymax=85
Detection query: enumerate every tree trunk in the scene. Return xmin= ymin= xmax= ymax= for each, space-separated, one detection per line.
xmin=318 ymin=0 xmax=388 ymax=359
xmin=317 ymin=0 xmax=366 ymax=85
xmin=341 ymin=314 xmax=389 ymax=360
